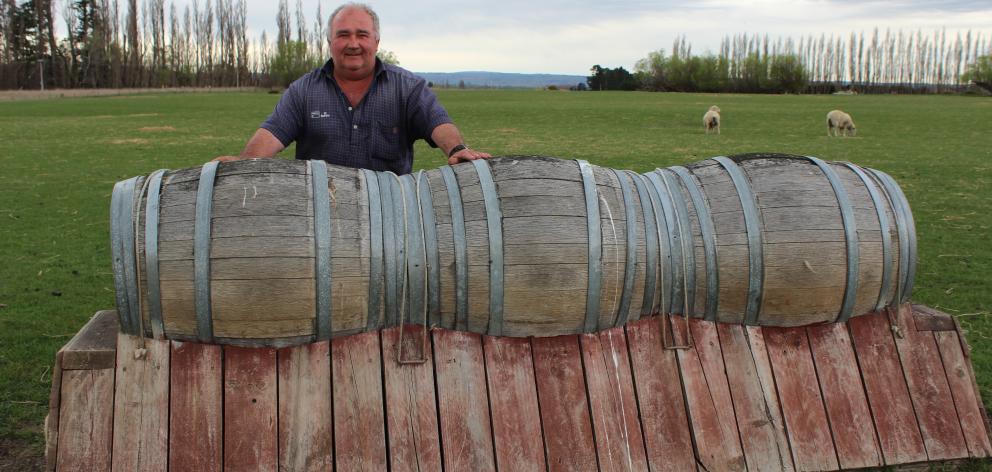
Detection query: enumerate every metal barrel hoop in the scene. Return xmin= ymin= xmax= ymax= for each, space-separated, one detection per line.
xmin=670 ymin=166 xmax=719 ymax=321
xmin=441 ymin=165 xmax=470 ymax=331
xmin=362 ymin=169 xmax=385 ymax=330
xmin=658 ymin=169 xmax=697 ymax=317
xmin=417 ymin=171 xmax=441 ymax=327
xmin=845 ymin=163 xmax=893 ymax=312
xmin=645 ymin=171 xmax=680 ymax=314
xmin=628 ymin=171 xmax=659 ymax=316
xmin=577 ymin=160 xmax=604 ymax=333
xmin=712 ymin=156 xmax=765 ymax=325
xmin=611 ymin=169 xmax=638 ymax=326
xmin=143 ymin=169 xmax=168 ymax=339
xmin=193 ymin=161 xmax=219 ymax=342
xmin=805 ymin=156 xmax=860 ymax=323
xmin=472 ymin=159 xmax=505 ymax=337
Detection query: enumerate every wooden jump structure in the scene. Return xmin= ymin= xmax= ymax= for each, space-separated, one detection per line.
xmin=47 ymin=303 xmax=991 ymax=471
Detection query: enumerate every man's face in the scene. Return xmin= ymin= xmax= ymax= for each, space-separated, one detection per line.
xmin=329 ymin=7 xmax=379 ymax=80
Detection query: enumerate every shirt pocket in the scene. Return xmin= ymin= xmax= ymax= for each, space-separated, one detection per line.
xmin=371 ymin=120 xmax=402 ymax=161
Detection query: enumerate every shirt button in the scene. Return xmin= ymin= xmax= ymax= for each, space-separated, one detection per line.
xmin=353 ymin=125 xmax=358 ymax=129
xmin=348 ymin=107 xmax=353 ymax=111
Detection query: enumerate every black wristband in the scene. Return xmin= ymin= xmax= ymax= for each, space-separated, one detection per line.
xmin=447 ymin=144 xmax=467 ymax=158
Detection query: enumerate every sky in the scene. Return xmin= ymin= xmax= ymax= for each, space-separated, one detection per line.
xmin=169 ymin=0 xmax=992 ymax=75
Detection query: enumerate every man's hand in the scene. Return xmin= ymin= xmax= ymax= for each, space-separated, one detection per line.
xmin=212 ymin=155 xmax=244 ymax=162
xmin=211 ymin=129 xmax=286 ymax=163
xmin=447 ymin=147 xmax=492 ymax=165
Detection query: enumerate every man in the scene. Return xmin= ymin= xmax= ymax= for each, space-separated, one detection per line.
xmin=216 ymin=2 xmax=490 ymax=173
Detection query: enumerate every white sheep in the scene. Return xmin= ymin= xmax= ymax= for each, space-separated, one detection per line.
xmin=703 ymin=105 xmax=721 ymax=134
xmin=826 ymin=110 xmax=856 ymax=137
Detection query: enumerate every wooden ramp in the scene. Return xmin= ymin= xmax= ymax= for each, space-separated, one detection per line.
xmin=47 ymin=303 xmax=992 ymax=471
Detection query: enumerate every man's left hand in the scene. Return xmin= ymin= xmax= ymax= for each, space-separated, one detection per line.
xmin=447 ymin=148 xmax=492 ymax=165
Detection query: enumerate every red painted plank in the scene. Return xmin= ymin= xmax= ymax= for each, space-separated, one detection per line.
xmin=580 ymin=328 xmax=649 ymax=472
xmin=56 ymin=369 xmax=114 ymax=471
xmin=935 ymin=330 xmax=992 ymax=458
xmin=889 ymin=305 xmax=969 ymax=460
xmin=483 ymin=335 xmax=546 ymax=471
xmin=763 ymin=326 xmax=839 ymax=471
xmin=112 ymin=335 xmax=170 ymax=472
xmin=277 ymin=341 xmax=333 ymax=472
xmin=625 ymin=317 xmax=696 ymax=472
xmin=381 ymin=326 xmax=443 ymax=472
xmin=532 ymin=335 xmax=598 ymax=471
xmin=744 ymin=325 xmax=796 ymax=472
xmin=169 ymin=341 xmax=222 ymax=472
xmin=224 ymin=346 xmax=278 ymax=472
xmin=807 ymin=323 xmax=883 ymax=469
xmin=671 ymin=317 xmax=746 ymax=471
xmin=432 ymin=328 xmax=496 ymax=471
xmin=718 ymin=323 xmax=794 ymax=471
xmin=847 ymin=310 xmax=927 ymax=465
xmin=331 ymin=331 xmax=387 ymax=471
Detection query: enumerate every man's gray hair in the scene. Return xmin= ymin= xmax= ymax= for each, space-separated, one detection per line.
xmin=328 ymin=3 xmax=380 ymax=40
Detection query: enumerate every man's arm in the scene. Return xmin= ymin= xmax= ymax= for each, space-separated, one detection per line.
xmin=431 ymin=123 xmax=492 ymax=165
xmin=213 ymin=128 xmax=286 ymax=162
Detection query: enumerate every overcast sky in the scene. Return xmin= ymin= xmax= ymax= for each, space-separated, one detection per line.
xmin=172 ymin=0 xmax=992 ymax=75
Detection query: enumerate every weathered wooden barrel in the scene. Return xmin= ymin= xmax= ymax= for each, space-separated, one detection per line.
xmin=110 ymin=153 xmax=916 ymax=346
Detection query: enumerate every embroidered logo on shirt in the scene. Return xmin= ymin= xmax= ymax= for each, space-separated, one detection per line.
xmin=310 ymin=111 xmax=331 ymax=119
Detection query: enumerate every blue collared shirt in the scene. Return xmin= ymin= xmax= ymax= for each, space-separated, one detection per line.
xmin=261 ymin=59 xmax=452 ymax=175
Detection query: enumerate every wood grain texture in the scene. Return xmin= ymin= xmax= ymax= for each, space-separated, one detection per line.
xmin=912 ymin=304 xmax=956 ymax=331
xmin=624 ymin=317 xmax=696 ymax=472
xmin=432 ymin=329 xmax=496 ymax=471
xmin=847 ymin=309 xmax=927 ymax=465
xmin=45 ymin=350 xmax=64 ymax=472
xmin=381 ymin=326 xmax=443 ymax=472
xmin=168 ymin=341 xmax=222 ymax=472
xmin=55 ymin=369 xmax=114 ymax=472
xmin=60 ymin=310 xmax=119 ymax=370
xmin=671 ymin=317 xmax=746 ymax=471
xmin=531 ymin=335 xmax=598 ymax=471
xmin=718 ymin=323 xmax=794 ymax=471
xmin=224 ymin=346 xmax=278 ymax=472
xmin=111 ymin=335 xmax=170 ymax=472
xmin=807 ymin=322 xmax=882 ymax=469
xmin=743 ymin=325 xmax=796 ymax=472
xmin=331 ymin=331 xmax=387 ymax=471
xmin=482 ymin=336 xmax=546 ymax=472
xmin=763 ymin=326 xmax=840 ymax=471
xmin=935 ymin=330 xmax=992 ymax=458
xmin=888 ymin=305 xmax=969 ymax=461
xmin=580 ymin=328 xmax=649 ymax=472
xmin=277 ymin=341 xmax=333 ymax=472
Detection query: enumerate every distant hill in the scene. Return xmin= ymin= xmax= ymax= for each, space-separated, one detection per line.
xmin=414 ymin=71 xmax=587 ymax=89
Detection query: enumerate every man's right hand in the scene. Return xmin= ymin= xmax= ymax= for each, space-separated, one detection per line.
xmin=212 ymin=155 xmax=244 ymax=162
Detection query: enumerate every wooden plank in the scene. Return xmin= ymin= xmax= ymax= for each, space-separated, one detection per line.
xmin=743 ymin=325 xmax=796 ymax=471
xmin=624 ymin=317 xmax=696 ymax=472
xmin=60 ymin=310 xmax=119 ymax=370
xmin=531 ymin=335 xmax=598 ymax=471
xmin=952 ymin=313 xmax=992 ymax=454
xmin=45 ymin=350 xmax=64 ymax=472
xmin=56 ymin=369 xmax=114 ymax=471
xmin=331 ymin=331 xmax=387 ymax=471
xmin=277 ymin=341 xmax=333 ymax=472
xmin=579 ymin=328 xmax=649 ymax=472
xmin=111 ymin=334 xmax=170 ymax=472
xmin=935 ymin=330 xmax=992 ymax=458
xmin=847 ymin=310 xmax=927 ymax=465
xmin=763 ymin=326 xmax=840 ymax=471
xmin=224 ymin=346 xmax=278 ymax=472
xmin=670 ymin=317 xmax=746 ymax=471
xmin=482 ymin=336 xmax=546 ymax=471
xmin=718 ymin=323 xmax=794 ymax=471
xmin=912 ymin=304 xmax=956 ymax=331
xmin=381 ymin=326 xmax=443 ymax=472
xmin=432 ymin=329 xmax=496 ymax=471
xmin=889 ymin=305 xmax=969 ymax=461
xmin=169 ymin=341 xmax=222 ymax=472
xmin=807 ymin=322 xmax=883 ymax=469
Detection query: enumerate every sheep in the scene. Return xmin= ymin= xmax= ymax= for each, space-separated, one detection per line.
xmin=703 ymin=105 xmax=721 ymax=134
xmin=826 ymin=109 xmax=856 ymax=137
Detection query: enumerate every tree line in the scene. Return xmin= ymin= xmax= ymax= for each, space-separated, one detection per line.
xmin=0 ymin=0 xmax=383 ymax=90
xmin=590 ymin=29 xmax=992 ymax=94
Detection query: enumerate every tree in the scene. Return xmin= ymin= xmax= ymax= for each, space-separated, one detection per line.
xmin=963 ymin=54 xmax=992 ymax=92
xmin=769 ymin=54 xmax=808 ymax=93
xmin=587 ymin=64 xmax=637 ymax=91
xmin=376 ymin=48 xmax=398 ymax=65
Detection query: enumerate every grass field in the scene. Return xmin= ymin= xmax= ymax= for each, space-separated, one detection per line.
xmin=1 ymin=89 xmax=990 ymax=466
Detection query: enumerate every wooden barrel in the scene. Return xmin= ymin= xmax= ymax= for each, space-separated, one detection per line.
xmin=110 ymin=154 xmax=916 ymax=346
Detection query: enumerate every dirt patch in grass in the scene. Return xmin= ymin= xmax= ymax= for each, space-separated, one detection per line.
xmin=109 ymin=138 xmax=150 ymax=145
xmin=0 ymin=438 xmax=44 ymax=471
xmin=138 ymin=126 xmax=176 ymax=132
